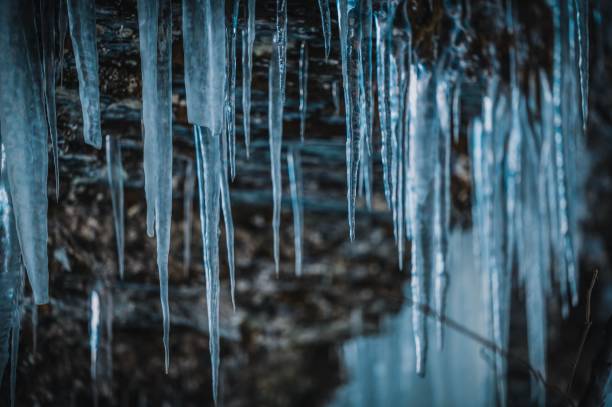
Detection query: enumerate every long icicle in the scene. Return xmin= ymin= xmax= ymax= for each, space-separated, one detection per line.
xmin=287 ymin=148 xmax=304 ymax=276
xmin=66 ymin=0 xmax=102 ymax=149
xmin=105 ymin=136 xmax=125 ymax=279
xmin=269 ymin=33 xmax=284 ymax=276
xmin=194 ymin=125 xmax=222 ymax=403
xmin=337 ymin=0 xmax=365 ymax=241
xmin=137 ymin=0 xmax=173 ymax=372
xmin=408 ymin=64 xmax=438 ymax=376
xmin=242 ymin=0 xmax=256 ymax=158
xmin=375 ymin=9 xmax=392 ymax=207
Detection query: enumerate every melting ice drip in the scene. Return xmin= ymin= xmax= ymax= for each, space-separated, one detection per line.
xmin=0 ymin=0 xmax=592 ymax=404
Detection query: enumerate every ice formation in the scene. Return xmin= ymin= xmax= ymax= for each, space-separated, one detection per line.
xmin=0 ymin=0 xmax=593 ymax=404
xmin=287 ymin=148 xmax=304 ymax=276
xmin=138 ymin=0 xmax=174 ymax=373
xmin=227 ymin=0 xmax=241 ymax=179
xmin=67 ymin=0 xmax=102 ymax=149
xmin=269 ymin=32 xmax=284 ymax=276
xmin=242 ymin=0 xmax=256 ymax=157
xmin=106 ymin=136 xmax=125 ymax=279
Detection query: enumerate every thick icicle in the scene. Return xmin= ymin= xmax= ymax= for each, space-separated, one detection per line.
xmin=298 ymin=41 xmax=309 ymax=143
xmin=90 ymin=287 xmax=101 ymax=380
xmin=287 ymin=148 xmax=304 ymax=276
xmin=317 ymin=0 xmax=332 ymax=60
xmin=66 ymin=0 xmax=102 ymax=149
xmin=0 ymin=0 xmax=49 ymax=305
xmin=226 ymin=0 xmax=241 ymax=179
xmin=269 ymin=36 xmax=284 ymax=276
xmin=106 ymin=136 xmax=125 ymax=279
xmin=194 ymin=125 xmax=222 ymax=403
xmin=138 ymin=0 xmax=173 ymax=372
xmin=182 ymin=0 xmax=226 ymax=132
xmin=242 ymin=0 xmax=256 ymax=158
xmin=0 ymin=137 xmax=25 ymax=407
xmin=336 ymin=0 xmax=366 ymax=240
xmin=407 ymin=65 xmax=438 ymax=376
xmin=183 ymin=160 xmax=195 ymax=276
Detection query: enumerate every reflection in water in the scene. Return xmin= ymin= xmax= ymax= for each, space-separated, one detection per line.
xmin=331 ymin=231 xmax=493 ymax=407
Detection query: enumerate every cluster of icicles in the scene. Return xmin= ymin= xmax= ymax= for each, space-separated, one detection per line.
xmin=0 ymin=0 xmax=589 ymax=405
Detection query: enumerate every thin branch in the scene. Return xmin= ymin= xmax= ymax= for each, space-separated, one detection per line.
xmin=568 ymin=269 xmax=599 ymax=392
xmin=403 ymin=296 xmax=577 ymax=407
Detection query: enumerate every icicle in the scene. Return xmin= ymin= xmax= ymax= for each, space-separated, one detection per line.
xmin=39 ymin=0 xmax=61 ymax=199
xmin=138 ymin=0 xmax=173 ymax=372
xmin=317 ymin=0 xmax=332 ymax=60
xmin=106 ymin=136 xmax=125 ymax=279
xmin=0 ymin=137 xmax=25 ymax=405
xmin=287 ymin=148 xmax=304 ymax=276
xmin=66 ymin=0 xmax=102 ymax=149
xmin=242 ymin=0 xmax=256 ymax=158
xmin=0 ymin=0 xmax=49 ymax=305
xmin=276 ymin=0 xmax=288 ymax=97
xmin=57 ymin=0 xmax=69 ymax=87
xmin=551 ymin=0 xmax=579 ymax=310
xmin=139 ymin=0 xmax=159 ymax=237
xmin=183 ymin=160 xmax=195 ymax=276
xmin=220 ymin=124 xmax=236 ymax=310
xmin=358 ymin=0 xmax=374 ymax=211
xmin=336 ymin=0 xmax=366 ymax=240
xmin=182 ymin=0 xmax=226 ymax=133
xmin=575 ymin=0 xmax=589 ymax=131
xmin=298 ymin=41 xmax=309 ymax=143
xmin=407 ymin=64 xmax=438 ymax=376
xmin=90 ymin=287 xmax=101 ymax=380
xmin=375 ymin=10 xmax=392 ymax=207
xmin=469 ymin=79 xmax=512 ymax=406
xmin=361 ymin=0 xmax=373 ymax=157
xmin=518 ymin=90 xmax=548 ymax=406
xmin=226 ymin=0 xmax=240 ymax=179
xmin=434 ymin=76 xmax=452 ymax=350
xmin=194 ymin=125 xmax=222 ymax=403
xmin=269 ymin=36 xmax=284 ymax=276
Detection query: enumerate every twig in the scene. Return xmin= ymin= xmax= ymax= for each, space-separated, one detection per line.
xmin=568 ymin=269 xmax=599 ymax=392
xmin=403 ymin=296 xmax=577 ymax=407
